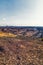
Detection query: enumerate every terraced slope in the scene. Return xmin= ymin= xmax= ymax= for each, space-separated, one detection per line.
xmin=0 ymin=32 xmax=17 ymax=37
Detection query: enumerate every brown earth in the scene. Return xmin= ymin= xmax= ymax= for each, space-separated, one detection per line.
xmin=0 ymin=37 xmax=43 ymax=65
xmin=0 ymin=27 xmax=43 ymax=65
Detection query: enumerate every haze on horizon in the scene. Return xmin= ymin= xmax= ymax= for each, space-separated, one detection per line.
xmin=0 ymin=0 xmax=43 ymax=26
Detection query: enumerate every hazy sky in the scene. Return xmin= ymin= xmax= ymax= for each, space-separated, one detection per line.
xmin=0 ymin=0 xmax=43 ymax=26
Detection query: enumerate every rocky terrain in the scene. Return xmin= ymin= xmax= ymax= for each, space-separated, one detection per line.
xmin=0 ymin=26 xmax=43 ymax=65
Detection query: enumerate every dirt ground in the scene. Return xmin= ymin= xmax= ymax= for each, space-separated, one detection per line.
xmin=0 ymin=37 xmax=43 ymax=65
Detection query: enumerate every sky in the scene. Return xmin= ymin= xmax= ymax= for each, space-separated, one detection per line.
xmin=0 ymin=0 xmax=43 ymax=26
